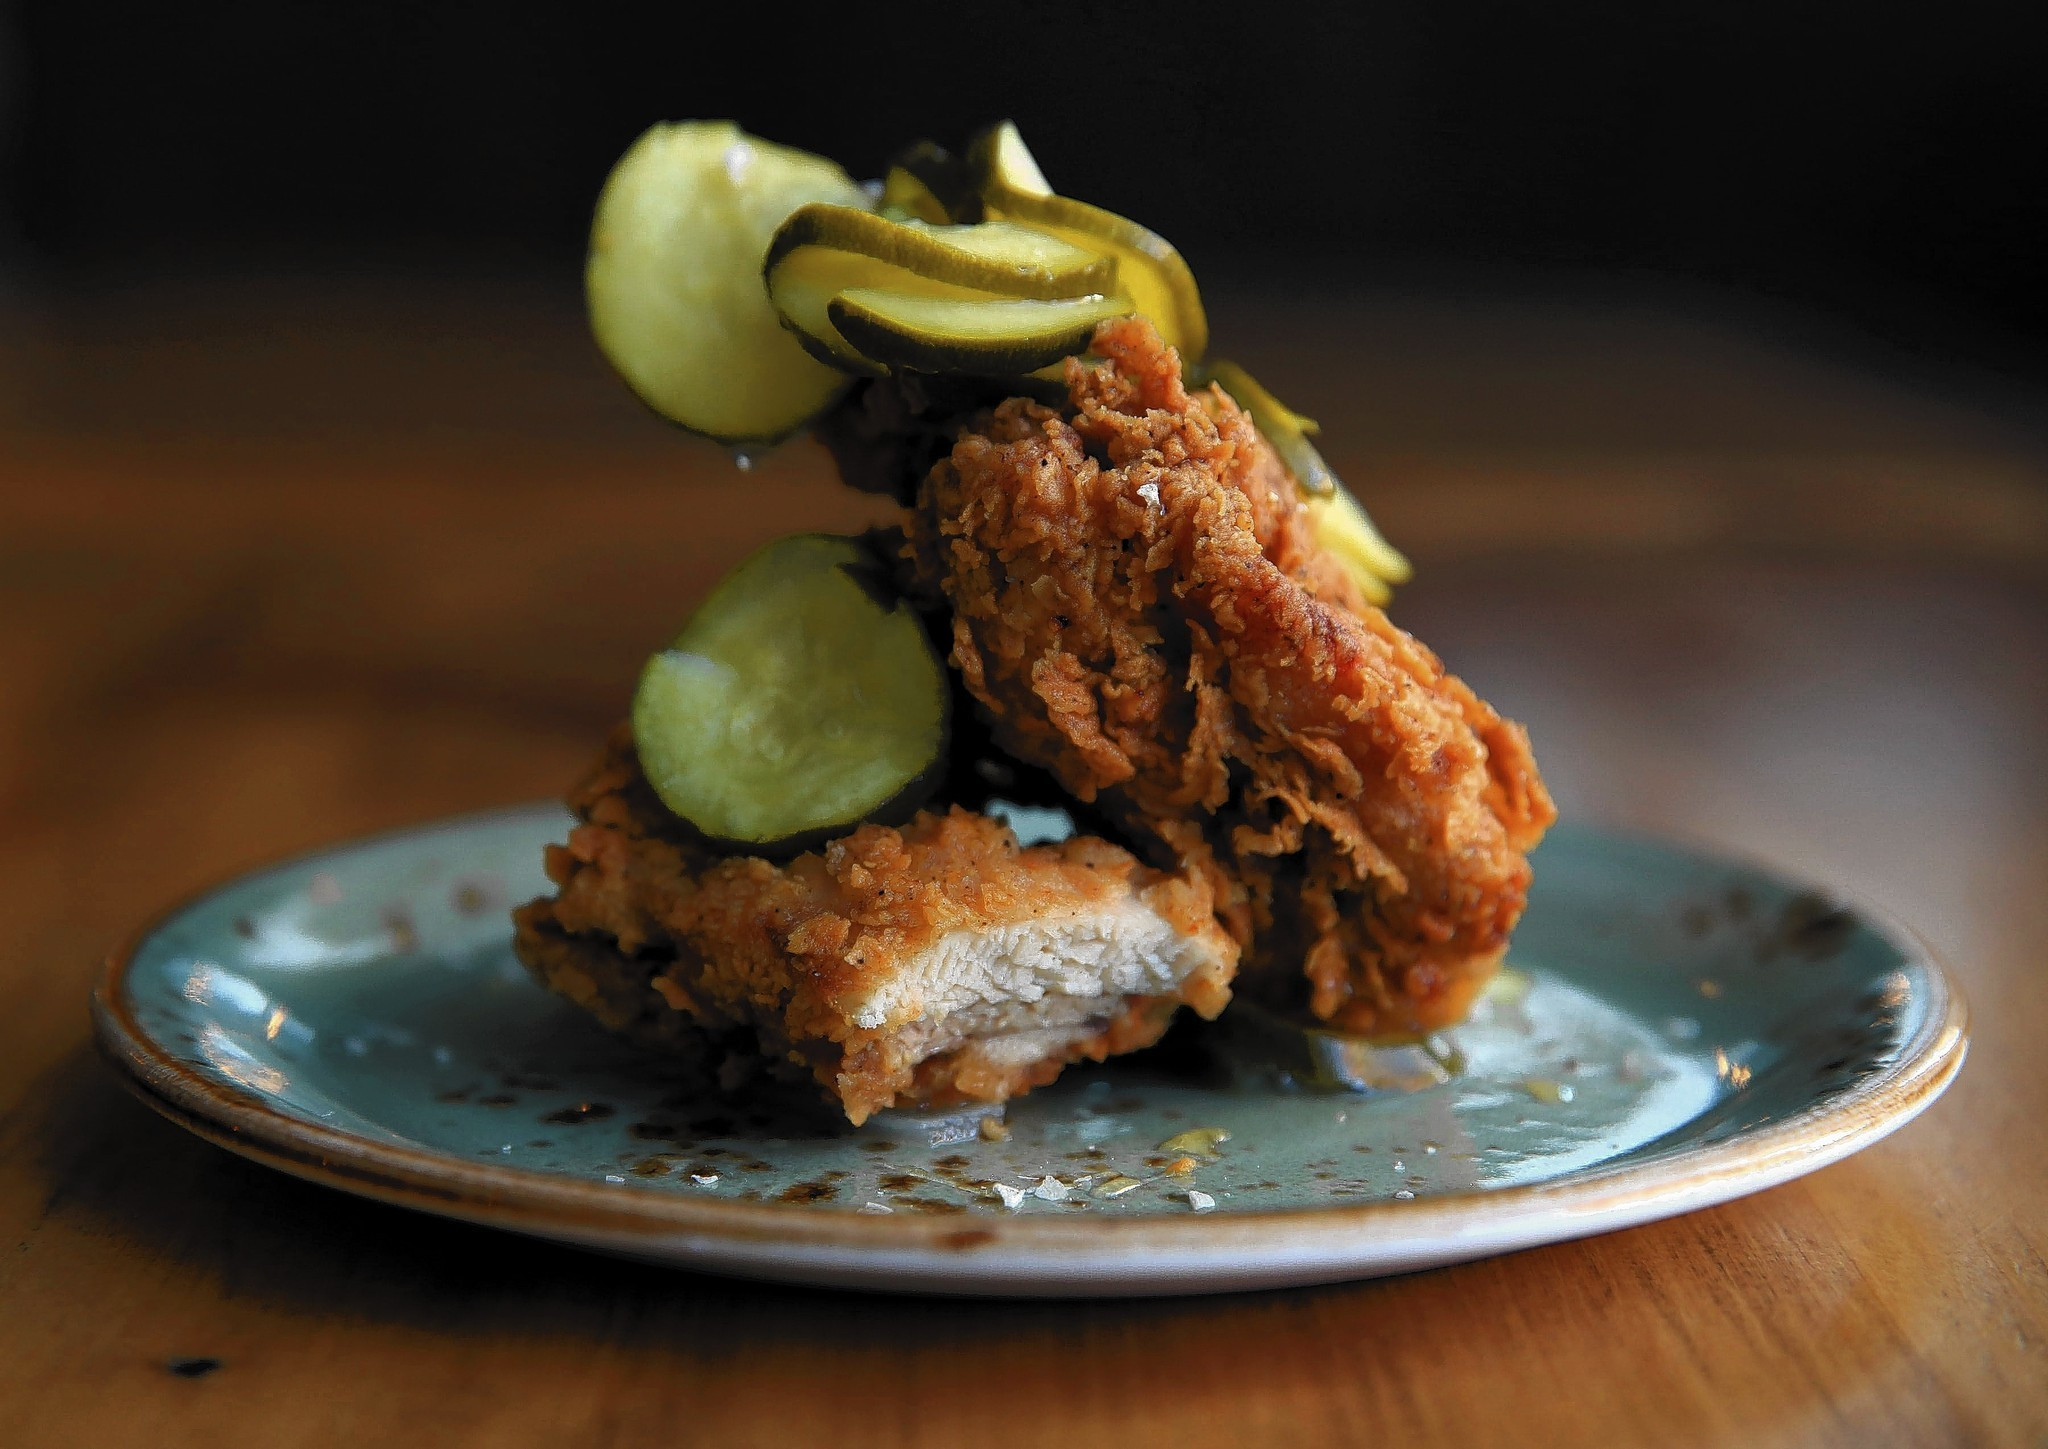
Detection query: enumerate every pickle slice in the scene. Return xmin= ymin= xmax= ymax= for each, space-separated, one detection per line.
xmin=966 ymin=120 xmax=1053 ymax=198
xmin=827 ymin=289 xmax=1133 ymax=374
xmin=1198 ymin=359 xmax=1334 ymax=497
xmin=765 ymin=205 xmax=1116 ymax=371
xmin=886 ymin=139 xmax=980 ymax=223
xmin=1193 ymin=359 xmax=1408 ymax=600
xmin=631 ymin=534 xmax=949 ymax=847
xmin=1201 ymin=360 xmax=1321 ymax=438
xmin=969 ymin=124 xmax=1208 ymax=361
xmin=766 ymin=205 xmax=1113 ymax=297
xmin=880 ymin=166 xmax=952 ymax=225
xmin=1306 ymin=484 xmax=1413 ymax=607
xmin=586 ymin=121 xmax=870 ymax=442
xmin=979 ymin=190 xmax=1208 ymax=361
xmin=763 ymin=258 xmax=892 ymax=374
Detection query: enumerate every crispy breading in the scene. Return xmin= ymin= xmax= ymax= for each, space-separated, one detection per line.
xmin=513 ymin=728 xmax=1237 ymax=1124
xmin=898 ymin=317 xmax=1554 ymax=1035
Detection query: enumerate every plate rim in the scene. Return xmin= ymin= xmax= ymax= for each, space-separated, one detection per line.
xmin=89 ymin=804 xmax=1972 ymax=1292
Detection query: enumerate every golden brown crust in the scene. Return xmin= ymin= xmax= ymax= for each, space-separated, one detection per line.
xmin=514 ymin=727 xmax=1237 ymax=1124
xmin=902 ymin=317 xmax=1556 ymax=1036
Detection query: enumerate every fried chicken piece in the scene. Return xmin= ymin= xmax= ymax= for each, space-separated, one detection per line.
xmin=889 ymin=317 xmax=1554 ymax=1036
xmin=513 ymin=728 xmax=1237 ymax=1125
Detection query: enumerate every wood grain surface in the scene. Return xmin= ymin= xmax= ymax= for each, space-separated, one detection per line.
xmin=2 ymin=279 xmax=2044 ymax=1447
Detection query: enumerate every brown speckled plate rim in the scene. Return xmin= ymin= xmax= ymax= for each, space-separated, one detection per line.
xmin=89 ymin=804 xmax=1971 ymax=1292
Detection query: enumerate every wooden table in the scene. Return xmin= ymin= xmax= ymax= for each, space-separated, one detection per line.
xmin=3 ymin=278 xmax=2043 ymax=1446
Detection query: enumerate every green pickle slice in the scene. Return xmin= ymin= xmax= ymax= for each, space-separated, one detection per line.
xmin=765 ymin=204 xmax=1117 ymax=371
xmin=828 ymin=289 xmax=1133 ymax=374
xmin=884 ymin=139 xmax=979 ymax=223
xmin=879 ymin=167 xmax=952 ymax=225
xmin=966 ymin=120 xmax=1054 ymax=198
xmin=980 ymin=190 xmax=1209 ymax=362
xmin=586 ymin=121 xmax=870 ymax=443
xmin=968 ymin=123 xmax=1208 ymax=361
xmin=766 ymin=205 xmax=1113 ymax=296
xmin=631 ymin=535 xmax=949 ymax=847
xmin=1307 ymin=485 xmax=1413 ymax=607
xmin=1200 ymin=359 xmax=1338 ymax=498
xmin=1195 ymin=358 xmax=1411 ymax=603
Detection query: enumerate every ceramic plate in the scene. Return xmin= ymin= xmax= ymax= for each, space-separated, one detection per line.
xmin=92 ymin=807 xmax=1966 ymax=1296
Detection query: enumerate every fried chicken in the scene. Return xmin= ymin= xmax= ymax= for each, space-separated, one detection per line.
xmin=513 ymin=727 xmax=1237 ymax=1125
xmin=883 ymin=317 xmax=1554 ymax=1036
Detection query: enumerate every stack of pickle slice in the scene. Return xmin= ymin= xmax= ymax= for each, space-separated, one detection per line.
xmin=763 ymin=200 xmax=1126 ymax=375
xmin=587 ymin=118 xmax=1413 ymax=845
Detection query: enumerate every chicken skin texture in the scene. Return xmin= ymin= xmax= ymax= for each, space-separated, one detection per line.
xmin=894 ymin=317 xmax=1555 ymax=1035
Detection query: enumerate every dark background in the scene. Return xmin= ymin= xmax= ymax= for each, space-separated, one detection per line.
xmin=4 ymin=0 xmax=2047 ymax=372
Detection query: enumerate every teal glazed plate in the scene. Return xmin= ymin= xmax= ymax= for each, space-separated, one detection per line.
xmin=92 ymin=808 xmax=1967 ymax=1296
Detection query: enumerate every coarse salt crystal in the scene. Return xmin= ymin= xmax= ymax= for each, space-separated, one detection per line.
xmin=1186 ymin=1190 xmax=1216 ymax=1212
xmin=1031 ymin=1176 xmax=1069 ymax=1202
xmin=994 ymin=1183 xmax=1026 ymax=1210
